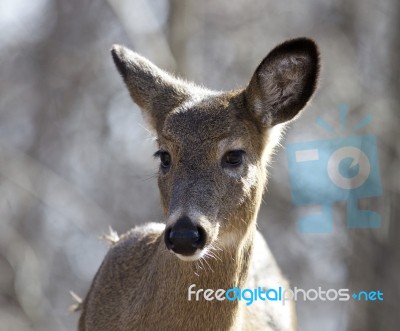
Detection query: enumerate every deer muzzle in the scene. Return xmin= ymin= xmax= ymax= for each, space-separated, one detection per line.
xmin=164 ymin=216 xmax=206 ymax=258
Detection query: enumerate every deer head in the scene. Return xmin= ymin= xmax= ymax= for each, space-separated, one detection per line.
xmin=111 ymin=38 xmax=320 ymax=261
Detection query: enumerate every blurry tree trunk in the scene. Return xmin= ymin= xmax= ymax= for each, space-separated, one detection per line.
xmin=347 ymin=1 xmax=400 ymax=330
xmin=168 ymin=0 xmax=191 ymax=76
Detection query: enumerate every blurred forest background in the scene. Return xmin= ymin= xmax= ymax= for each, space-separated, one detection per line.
xmin=0 ymin=0 xmax=399 ymax=330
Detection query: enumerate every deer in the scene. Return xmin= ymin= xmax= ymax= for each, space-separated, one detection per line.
xmin=77 ymin=37 xmax=320 ymax=331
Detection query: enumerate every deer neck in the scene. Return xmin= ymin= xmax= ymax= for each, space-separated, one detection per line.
xmin=158 ymin=224 xmax=255 ymax=286
xmin=129 ymin=202 xmax=260 ymax=330
xmin=145 ymin=222 xmax=257 ymax=307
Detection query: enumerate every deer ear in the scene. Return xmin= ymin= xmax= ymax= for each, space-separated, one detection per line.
xmin=245 ymin=38 xmax=320 ymax=127
xmin=111 ymin=45 xmax=190 ymax=131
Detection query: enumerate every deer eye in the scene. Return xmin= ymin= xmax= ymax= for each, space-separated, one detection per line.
xmin=154 ymin=151 xmax=171 ymax=170
xmin=222 ymin=150 xmax=245 ymax=168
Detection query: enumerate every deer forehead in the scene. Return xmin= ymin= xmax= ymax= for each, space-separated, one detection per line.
xmin=161 ymin=103 xmax=255 ymax=150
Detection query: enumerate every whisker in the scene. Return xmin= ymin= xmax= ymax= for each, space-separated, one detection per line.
xmin=201 ymin=256 xmax=214 ymax=273
xmin=198 ymin=257 xmax=207 ymax=275
xmin=142 ymin=173 xmax=158 ymax=181
xmin=208 ymin=249 xmax=223 ymax=262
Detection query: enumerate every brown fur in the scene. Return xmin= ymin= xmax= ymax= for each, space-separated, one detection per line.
xmin=78 ymin=38 xmax=320 ymax=331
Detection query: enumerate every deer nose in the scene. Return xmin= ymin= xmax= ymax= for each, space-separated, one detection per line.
xmin=165 ymin=216 xmax=206 ymax=256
